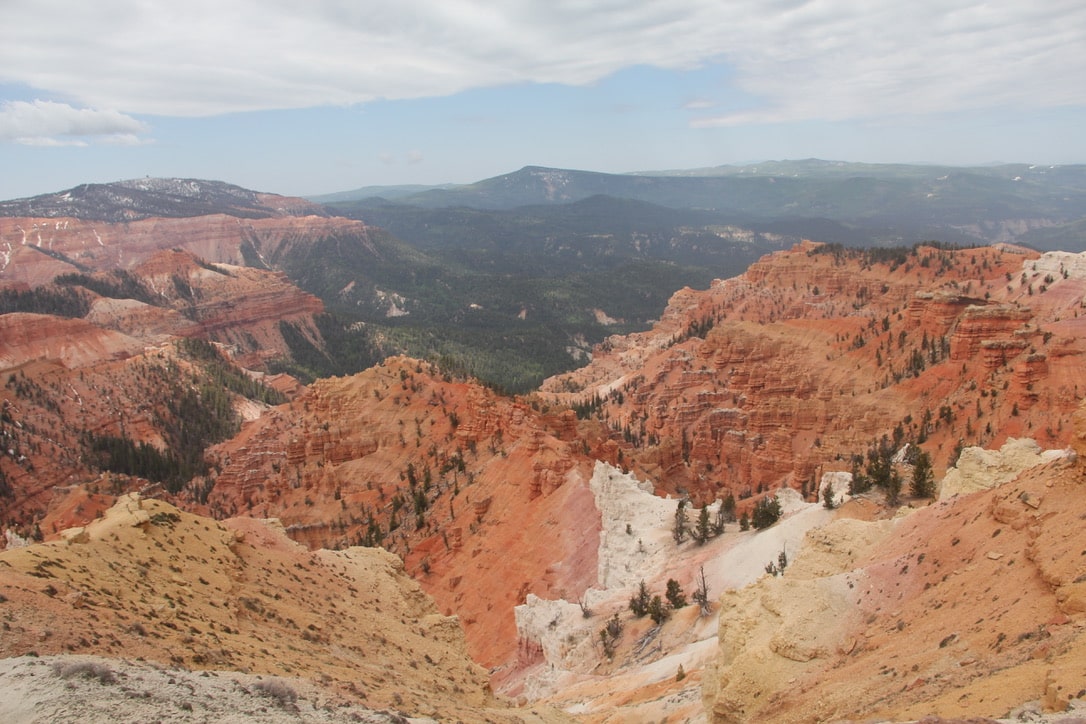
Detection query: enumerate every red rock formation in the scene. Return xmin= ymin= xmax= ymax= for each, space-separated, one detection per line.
xmin=128 ymin=249 xmax=326 ymax=366
xmin=541 ymin=243 xmax=1086 ymax=504
xmin=0 ymin=313 xmax=147 ymax=369
xmin=0 ymin=214 xmax=377 ymax=286
xmin=203 ymin=357 xmax=604 ymax=668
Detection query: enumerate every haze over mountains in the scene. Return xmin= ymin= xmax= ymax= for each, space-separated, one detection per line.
xmin=323 ymin=160 xmax=1086 ymax=250
xmin=2 ymin=160 xmax=1086 ymax=722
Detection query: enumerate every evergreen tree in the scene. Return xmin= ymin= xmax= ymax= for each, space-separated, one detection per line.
xmin=751 ymin=495 xmax=782 ymax=529
xmin=886 ymin=469 xmax=903 ymax=507
xmin=715 ymin=493 xmax=735 ymax=533
xmin=665 ymin=579 xmax=687 ymax=609
xmin=695 ymin=504 xmax=712 ymax=544
xmin=672 ymin=499 xmax=689 ymax=544
xmin=822 ymin=481 xmax=836 ymax=509
xmin=849 ymin=457 xmax=871 ymax=494
xmin=648 ymin=595 xmax=669 ymax=625
xmin=692 ymin=566 xmax=712 ymax=616
xmin=629 ymin=579 xmax=651 ymax=617
xmin=910 ymin=450 xmax=936 ymax=499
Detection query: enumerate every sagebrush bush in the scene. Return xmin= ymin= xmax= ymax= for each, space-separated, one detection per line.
xmin=252 ymin=677 xmax=298 ymax=707
xmin=52 ymin=660 xmax=117 ymax=685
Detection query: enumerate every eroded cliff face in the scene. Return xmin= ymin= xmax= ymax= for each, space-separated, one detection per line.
xmin=542 ymin=243 xmax=1086 ymax=506
xmin=204 ymin=356 xmax=606 ymax=668
xmin=0 ymin=214 xmax=370 ymax=286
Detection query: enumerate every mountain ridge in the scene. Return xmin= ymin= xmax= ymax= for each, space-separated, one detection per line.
xmin=0 ymin=178 xmax=326 ymax=222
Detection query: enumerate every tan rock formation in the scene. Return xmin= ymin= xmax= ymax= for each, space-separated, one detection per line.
xmin=702 ymin=437 xmax=1086 ymax=722
xmin=0 ymin=494 xmax=564 ymax=721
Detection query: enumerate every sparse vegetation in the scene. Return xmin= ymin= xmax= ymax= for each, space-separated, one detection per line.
xmin=665 ymin=579 xmax=687 ymax=609
xmin=252 ymin=677 xmax=299 ymax=708
xmin=751 ymin=495 xmax=782 ymax=530
xmin=692 ymin=566 xmax=712 ymax=616
xmin=52 ymin=660 xmax=117 ymax=685
xmin=599 ymin=613 xmax=623 ymax=659
xmin=910 ymin=450 xmax=936 ymax=499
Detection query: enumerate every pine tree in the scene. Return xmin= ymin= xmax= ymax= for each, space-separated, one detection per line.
xmin=673 ymin=499 xmax=689 ymax=544
xmin=886 ymin=469 xmax=903 ymax=507
xmin=695 ymin=505 xmax=712 ymax=544
xmin=822 ymin=481 xmax=836 ymax=509
xmin=648 ymin=595 xmax=669 ymax=624
xmin=910 ymin=450 xmax=936 ymax=499
xmin=752 ymin=495 xmax=782 ymax=529
xmin=629 ymin=579 xmax=651 ymax=617
xmin=665 ymin=579 xmax=687 ymax=609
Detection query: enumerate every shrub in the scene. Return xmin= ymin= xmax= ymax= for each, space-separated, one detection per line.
xmin=665 ymin=579 xmax=687 ymax=609
xmin=751 ymin=495 xmax=782 ymax=529
xmin=648 ymin=595 xmax=670 ymax=625
xmin=599 ymin=613 xmax=623 ymax=659
xmin=252 ymin=678 xmax=298 ymax=708
xmin=52 ymin=660 xmax=117 ymax=685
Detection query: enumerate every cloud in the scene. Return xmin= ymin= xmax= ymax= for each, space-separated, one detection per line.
xmin=0 ymin=100 xmax=149 ymax=145
xmin=0 ymin=1 xmax=1083 ymax=125
xmin=682 ymin=99 xmax=716 ymax=111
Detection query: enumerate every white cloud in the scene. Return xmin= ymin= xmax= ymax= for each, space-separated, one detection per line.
xmin=0 ymin=100 xmax=149 ymax=145
xmin=0 ymin=1 xmax=1083 ymax=125
xmin=682 ymin=99 xmax=716 ymax=111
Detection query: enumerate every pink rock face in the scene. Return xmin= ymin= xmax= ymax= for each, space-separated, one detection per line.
xmin=205 ymin=357 xmax=603 ymax=667
xmin=0 ymin=214 xmax=369 ymax=286
xmin=541 ymin=243 xmax=1086 ymax=506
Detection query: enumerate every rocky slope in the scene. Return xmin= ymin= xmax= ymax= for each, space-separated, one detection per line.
xmin=0 ymin=493 xmax=566 ymax=721
xmin=0 ymin=326 xmax=291 ymax=535
xmin=4 ymin=226 xmax=1086 ymax=722
xmin=201 ymin=356 xmax=611 ymax=669
xmin=700 ymin=430 xmax=1086 ymax=723
xmin=0 ymin=213 xmax=367 ymax=288
xmin=541 ymin=242 xmax=1086 ymax=506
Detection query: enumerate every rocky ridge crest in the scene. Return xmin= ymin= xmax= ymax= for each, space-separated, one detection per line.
xmin=0 ymin=493 xmax=565 ymax=721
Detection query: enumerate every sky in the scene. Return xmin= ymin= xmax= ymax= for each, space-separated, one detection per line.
xmin=1 ymin=0 xmax=1085 ymax=200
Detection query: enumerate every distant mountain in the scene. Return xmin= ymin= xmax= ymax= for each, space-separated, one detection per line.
xmin=307 ymin=182 xmax=459 ymax=204
xmin=328 ymin=161 xmax=1086 ymax=249
xmin=0 ymin=177 xmax=326 ymax=222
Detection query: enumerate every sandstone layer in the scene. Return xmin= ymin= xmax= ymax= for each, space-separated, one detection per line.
xmin=542 ymin=243 xmax=1086 ymax=506
xmin=0 ymin=214 xmax=370 ymax=287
